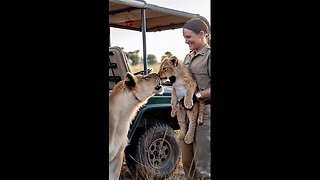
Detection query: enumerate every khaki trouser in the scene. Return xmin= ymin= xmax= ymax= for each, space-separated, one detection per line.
xmin=181 ymin=104 xmax=211 ymax=180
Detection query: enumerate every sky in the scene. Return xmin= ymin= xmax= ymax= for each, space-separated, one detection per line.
xmin=110 ymin=0 xmax=211 ymax=61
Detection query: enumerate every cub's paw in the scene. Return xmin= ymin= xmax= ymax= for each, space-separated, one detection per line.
xmin=184 ymin=135 xmax=194 ymax=144
xmin=184 ymin=99 xmax=194 ymax=109
xmin=197 ymin=117 xmax=204 ymax=126
xmin=171 ymin=110 xmax=177 ymax=117
xmin=177 ymin=134 xmax=184 ymax=142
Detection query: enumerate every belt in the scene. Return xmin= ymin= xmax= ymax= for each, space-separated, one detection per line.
xmin=204 ymin=99 xmax=211 ymax=105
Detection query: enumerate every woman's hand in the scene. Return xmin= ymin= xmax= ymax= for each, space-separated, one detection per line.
xmin=195 ymin=88 xmax=211 ymax=100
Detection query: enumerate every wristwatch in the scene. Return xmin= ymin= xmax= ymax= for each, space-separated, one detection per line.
xmin=195 ymin=92 xmax=202 ymax=98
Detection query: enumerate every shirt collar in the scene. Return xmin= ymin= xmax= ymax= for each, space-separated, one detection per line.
xmin=189 ymin=43 xmax=211 ymax=58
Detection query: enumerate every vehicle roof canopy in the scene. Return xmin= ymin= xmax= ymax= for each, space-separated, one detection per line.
xmin=109 ymin=0 xmax=200 ymax=32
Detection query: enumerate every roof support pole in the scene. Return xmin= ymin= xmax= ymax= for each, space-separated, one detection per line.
xmin=141 ymin=8 xmax=148 ymax=75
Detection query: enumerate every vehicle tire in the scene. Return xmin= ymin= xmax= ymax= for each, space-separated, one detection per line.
xmin=125 ymin=124 xmax=180 ymax=179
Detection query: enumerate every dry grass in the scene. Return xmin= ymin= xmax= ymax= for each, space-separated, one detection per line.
xmin=119 ymin=154 xmax=186 ymax=180
xmin=130 ymin=63 xmax=161 ymax=74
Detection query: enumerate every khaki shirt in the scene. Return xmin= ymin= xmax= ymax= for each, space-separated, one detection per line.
xmin=183 ymin=43 xmax=211 ymax=90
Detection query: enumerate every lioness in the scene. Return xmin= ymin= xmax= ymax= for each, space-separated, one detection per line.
xmin=158 ymin=56 xmax=205 ymax=144
xmin=109 ymin=72 xmax=163 ymax=180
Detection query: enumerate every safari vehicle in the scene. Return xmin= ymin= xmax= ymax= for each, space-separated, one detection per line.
xmin=108 ymin=0 xmax=201 ymax=178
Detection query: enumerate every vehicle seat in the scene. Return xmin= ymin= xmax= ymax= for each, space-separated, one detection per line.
xmin=108 ymin=46 xmax=133 ymax=91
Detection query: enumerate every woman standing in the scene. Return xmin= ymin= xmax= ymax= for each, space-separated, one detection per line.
xmin=181 ymin=17 xmax=211 ymax=179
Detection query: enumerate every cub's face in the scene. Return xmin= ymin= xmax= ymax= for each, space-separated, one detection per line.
xmin=158 ymin=56 xmax=179 ymax=79
xmin=125 ymin=72 xmax=163 ymax=95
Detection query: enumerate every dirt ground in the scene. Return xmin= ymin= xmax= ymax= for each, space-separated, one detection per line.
xmin=119 ymin=153 xmax=186 ymax=180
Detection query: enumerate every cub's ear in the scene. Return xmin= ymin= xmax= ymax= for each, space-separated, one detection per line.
xmin=124 ymin=72 xmax=138 ymax=90
xmin=170 ymin=56 xmax=179 ymax=67
xmin=161 ymin=57 xmax=169 ymax=62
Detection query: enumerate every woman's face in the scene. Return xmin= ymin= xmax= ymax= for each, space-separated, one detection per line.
xmin=183 ymin=28 xmax=206 ymax=51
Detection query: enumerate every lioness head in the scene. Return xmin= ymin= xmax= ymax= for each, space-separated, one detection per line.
xmin=123 ymin=72 xmax=163 ymax=98
xmin=157 ymin=56 xmax=180 ymax=80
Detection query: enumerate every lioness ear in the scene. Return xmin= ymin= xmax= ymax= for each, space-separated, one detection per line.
xmin=124 ymin=72 xmax=137 ymax=89
xmin=170 ymin=56 xmax=179 ymax=67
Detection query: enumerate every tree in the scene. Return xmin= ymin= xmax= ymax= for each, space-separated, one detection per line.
xmin=127 ymin=50 xmax=140 ymax=65
xmin=147 ymin=54 xmax=157 ymax=65
xmin=161 ymin=51 xmax=173 ymax=61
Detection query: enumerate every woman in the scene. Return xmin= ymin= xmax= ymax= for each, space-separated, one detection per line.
xmin=181 ymin=17 xmax=211 ymax=179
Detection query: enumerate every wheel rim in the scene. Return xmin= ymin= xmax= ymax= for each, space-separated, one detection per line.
xmin=147 ymin=138 xmax=172 ymax=169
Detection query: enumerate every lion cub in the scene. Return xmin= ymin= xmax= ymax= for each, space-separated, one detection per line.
xmin=158 ymin=56 xmax=205 ymax=144
xmin=109 ymin=72 xmax=163 ymax=180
